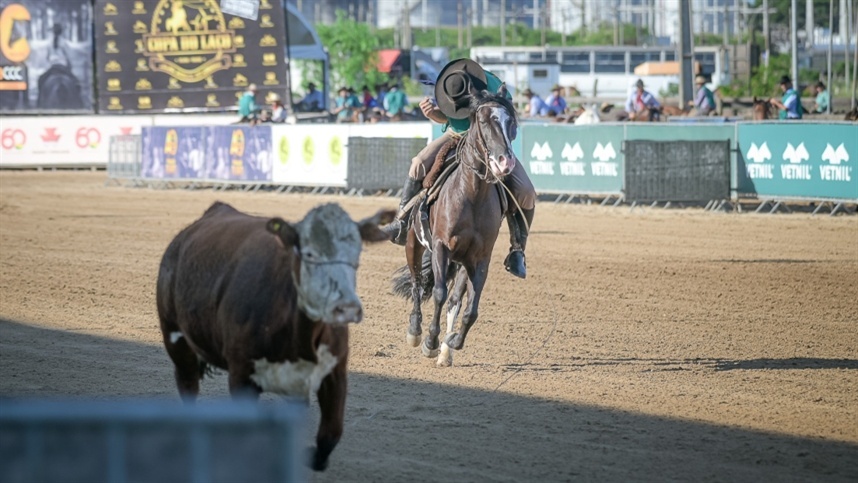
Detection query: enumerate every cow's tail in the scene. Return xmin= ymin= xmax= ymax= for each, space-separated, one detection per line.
xmin=391 ymin=251 xmax=458 ymax=302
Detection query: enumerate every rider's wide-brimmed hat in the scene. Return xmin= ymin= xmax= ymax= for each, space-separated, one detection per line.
xmin=694 ymin=75 xmax=707 ymax=84
xmin=434 ymin=59 xmax=488 ymax=119
xmin=266 ymin=92 xmax=281 ymax=103
xmin=779 ymin=75 xmax=792 ymax=85
xmin=634 ymin=79 xmax=645 ymax=88
xmin=522 ymin=88 xmax=535 ymax=97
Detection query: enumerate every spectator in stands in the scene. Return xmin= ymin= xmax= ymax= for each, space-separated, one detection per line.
xmin=624 ymin=79 xmax=661 ymax=121
xmin=332 ymin=86 xmax=360 ymax=123
xmin=296 ymin=82 xmax=324 ymax=112
xmin=522 ymin=88 xmax=548 ymax=117
xmin=238 ymin=83 xmax=260 ymax=125
xmin=769 ymin=75 xmax=802 ymax=120
xmin=811 ymin=81 xmax=830 ymax=114
xmin=688 ymin=75 xmax=716 ymax=116
xmin=375 ymin=82 xmax=389 ymax=116
xmin=384 ymin=82 xmax=409 ymax=121
xmin=542 ymin=84 xmax=567 ymax=117
xmin=361 ymin=85 xmax=383 ymax=122
xmin=262 ymin=92 xmax=287 ymax=123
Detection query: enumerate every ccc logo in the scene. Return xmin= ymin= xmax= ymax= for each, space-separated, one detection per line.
xmin=76 ymin=127 xmax=101 ymax=148
xmin=1 ymin=65 xmax=24 ymax=80
xmin=1 ymin=128 xmax=26 ymax=150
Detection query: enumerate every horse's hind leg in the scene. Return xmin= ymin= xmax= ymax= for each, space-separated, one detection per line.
xmin=438 ymin=266 xmax=467 ymax=367
xmin=405 ymin=231 xmax=425 ymax=347
xmin=423 ymin=242 xmax=450 ymax=359
xmin=444 ymin=261 xmax=489 ymax=352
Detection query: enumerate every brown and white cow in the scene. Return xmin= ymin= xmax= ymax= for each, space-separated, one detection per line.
xmin=156 ymin=201 xmax=393 ymax=471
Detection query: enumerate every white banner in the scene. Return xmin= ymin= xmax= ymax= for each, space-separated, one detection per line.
xmin=271 ymin=122 xmax=432 ymax=187
xmin=0 ymin=116 xmax=152 ymax=167
xmin=271 ymin=124 xmax=350 ymax=187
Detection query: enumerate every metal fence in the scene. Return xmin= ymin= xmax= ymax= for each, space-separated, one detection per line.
xmin=624 ymin=140 xmax=731 ymax=203
xmin=108 ymin=135 xmax=142 ymax=182
xmin=346 ymin=137 xmax=429 ymax=192
xmin=0 ymin=399 xmax=307 ymax=483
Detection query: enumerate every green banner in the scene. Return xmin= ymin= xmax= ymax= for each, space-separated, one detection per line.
xmin=521 ymin=124 xmax=625 ymax=194
xmin=737 ymin=123 xmax=858 ymax=201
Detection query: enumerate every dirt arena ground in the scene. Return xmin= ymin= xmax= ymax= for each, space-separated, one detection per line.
xmin=1 ymin=171 xmax=856 ymax=482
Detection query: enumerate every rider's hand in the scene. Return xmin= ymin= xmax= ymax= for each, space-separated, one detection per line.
xmin=419 ymin=97 xmax=436 ymax=117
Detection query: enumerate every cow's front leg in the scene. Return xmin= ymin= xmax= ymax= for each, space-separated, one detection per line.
xmin=227 ymin=362 xmax=262 ymax=400
xmin=312 ymin=365 xmax=347 ymax=471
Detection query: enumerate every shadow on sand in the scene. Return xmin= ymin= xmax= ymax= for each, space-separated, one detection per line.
xmin=1 ymin=319 xmax=856 ymax=483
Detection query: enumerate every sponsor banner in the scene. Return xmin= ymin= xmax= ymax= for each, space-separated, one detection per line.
xmin=522 ymin=124 xmax=624 ymax=194
xmin=0 ymin=0 xmax=95 ymax=113
xmin=271 ymin=125 xmax=349 ymax=187
xmin=737 ymin=123 xmax=858 ymax=200
xmin=140 ymin=126 xmax=207 ymax=178
xmin=208 ymin=125 xmax=272 ymax=181
xmin=150 ymin=113 xmax=237 ymax=126
xmin=0 ymin=115 xmax=151 ymax=167
xmin=348 ymin=122 xmax=433 ymax=140
xmin=94 ymin=0 xmax=288 ymax=113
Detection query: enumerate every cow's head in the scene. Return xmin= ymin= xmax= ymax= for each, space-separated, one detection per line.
xmin=267 ymin=204 xmax=395 ymax=324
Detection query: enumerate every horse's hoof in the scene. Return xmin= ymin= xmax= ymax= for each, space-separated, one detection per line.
xmin=422 ymin=340 xmax=440 ymax=358
xmin=437 ymin=342 xmax=453 ymax=367
xmin=406 ymin=333 xmax=421 ymax=347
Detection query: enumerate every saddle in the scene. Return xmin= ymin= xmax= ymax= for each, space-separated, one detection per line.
xmin=409 ymin=135 xmax=509 ymax=253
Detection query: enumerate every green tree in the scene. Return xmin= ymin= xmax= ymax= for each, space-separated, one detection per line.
xmin=315 ymin=10 xmax=388 ymax=89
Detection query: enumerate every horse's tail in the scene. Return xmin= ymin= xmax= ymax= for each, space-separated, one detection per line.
xmin=391 ymin=251 xmax=458 ymax=302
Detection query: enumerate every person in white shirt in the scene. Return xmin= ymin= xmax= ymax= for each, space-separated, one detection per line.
xmin=625 ymin=79 xmax=661 ymax=121
xmin=263 ymin=93 xmax=287 ymax=123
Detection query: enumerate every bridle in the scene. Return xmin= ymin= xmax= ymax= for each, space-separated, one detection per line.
xmin=458 ymin=102 xmax=516 ymax=184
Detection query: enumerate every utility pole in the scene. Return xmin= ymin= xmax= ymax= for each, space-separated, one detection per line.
xmin=500 ymin=0 xmax=506 ymax=46
xmin=763 ymin=0 xmax=770 ymax=67
xmin=791 ymin=0 xmax=798 ymax=88
xmin=678 ymin=0 xmax=694 ymax=108
xmin=457 ymin=1 xmax=463 ymax=49
xmin=467 ymin=7 xmax=473 ymax=48
xmin=825 ymin=0 xmax=834 ymax=114
xmin=723 ymin=0 xmax=729 ymax=45
xmin=806 ymin=0 xmax=814 ymax=46
xmin=844 ymin=0 xmax=851 ymax=102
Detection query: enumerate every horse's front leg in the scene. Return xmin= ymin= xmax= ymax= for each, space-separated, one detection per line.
xmin=444 ymin=260 xmax=489 ymax=352
xmin=423 ymin=240 xmax=450 ymax=358
xmin=438 ymin=265 xmax=467 ymax=367
xmin=405 ymin=229 xmax=425 ymax=348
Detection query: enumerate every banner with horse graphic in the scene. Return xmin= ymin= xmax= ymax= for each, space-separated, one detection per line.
xmin=94 ymin=0 xmax=288 ymax=113
xmin=0 ymin=0 xmax=95 ymax=113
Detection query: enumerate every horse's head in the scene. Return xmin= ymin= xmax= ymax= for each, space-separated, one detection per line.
xmin=468 ymin=87 xmax=519 ymax=180
xmin=752 ymin=97 xmax=772 ymax=120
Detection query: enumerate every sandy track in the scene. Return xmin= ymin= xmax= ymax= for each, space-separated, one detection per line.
xmin=1 ymin=171 xmax=856 ymax=482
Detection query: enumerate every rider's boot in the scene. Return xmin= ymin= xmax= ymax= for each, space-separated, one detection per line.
xmin=503 ymin=207 xmax=534 ymax=279
xmin=382 ymin=176 xmax=423 ymax=246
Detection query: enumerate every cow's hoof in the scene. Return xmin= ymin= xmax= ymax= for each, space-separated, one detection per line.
xmin=421 ymin=340 xmax=440 ymax=358
xmin=307 ymin=446 xmax=328 ymax=472
xmin=437 ymin=342 xmax=452 ymax=367
xmin=406 ymin=333 xmax=421 ymax=347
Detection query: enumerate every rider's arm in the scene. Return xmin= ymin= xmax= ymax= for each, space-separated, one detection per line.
xmin=647 ymin=92 xmax=661 ymax=108
xmin=420 ymin=97 xmax=447 ymax=124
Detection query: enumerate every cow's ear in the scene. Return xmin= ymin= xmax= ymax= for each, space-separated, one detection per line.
xmin=267 ymin=218 xmax=298 ymax=247
xmin=357 ymin=209 xmax=396 ymax=243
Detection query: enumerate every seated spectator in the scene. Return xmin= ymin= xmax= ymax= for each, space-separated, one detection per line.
xmin=375 ymin=83 xmax=389 ymax=116
xmin=331 ymin=86 xmax=360 ymax=123
xmin=522 ymin=88 xmax=547 ymax=117
xmin=261 ymin=92 xmax=287 ymax=123
xmin=237 ymin=83 xmax=260 ymax=125
xmin=295 ymin=82 xmax=324 ymax=112
xmin=541 ymin=84 xmax=567 ymax=117
xmin=361 ymin=85 xmax=383 ymax=122
xmin=384 ymin=83 xmax=408 ymax=121
xmin=811 ymin=81 xmax=829 ymax=114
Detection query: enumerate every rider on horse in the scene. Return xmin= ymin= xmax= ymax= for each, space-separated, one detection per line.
xmin=383 ymin=59 xmax=536 ymax=279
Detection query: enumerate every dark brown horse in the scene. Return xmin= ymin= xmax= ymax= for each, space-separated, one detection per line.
xmin=752 ymin=97 xmax=773 ymax=120
xmin=392 ymin=89 xmax=518 ymax=367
